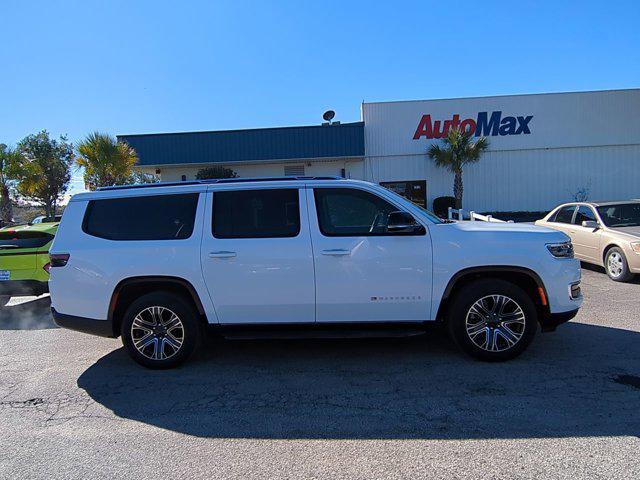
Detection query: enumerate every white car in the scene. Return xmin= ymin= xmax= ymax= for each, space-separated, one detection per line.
xmin=49 ymin=177 xmax=582 ymax=368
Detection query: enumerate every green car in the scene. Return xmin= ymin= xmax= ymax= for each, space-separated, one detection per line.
xmin=0 ymin=221 xmax=59 ymax=299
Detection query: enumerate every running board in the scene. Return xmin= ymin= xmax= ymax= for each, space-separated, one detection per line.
xmin=212 ymin=323 xmax=430 ymax=340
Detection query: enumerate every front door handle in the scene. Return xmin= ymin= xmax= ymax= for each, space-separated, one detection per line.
xmin=209 ymin=251 xmax=237 ymax=258
xmin=321 ymin=248 xmax=351 ymax=256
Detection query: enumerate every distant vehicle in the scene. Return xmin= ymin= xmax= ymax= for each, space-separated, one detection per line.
xmin=0 ymin=221 xmax=60 ymax=300
xmin=30 ymin=215 xmax=63 ymax=225
xmin=535 ymin=201 xmax=640 ymax=282
xmin=49 ymin=178 xmax=581 ymax=369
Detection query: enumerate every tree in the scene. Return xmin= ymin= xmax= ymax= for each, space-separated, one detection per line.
xmin=195 ymin=166 xmax=238 ymax=180
xmin=76 ymin=132 xmax=138 ymax=189
xmin=130 ymin=170 xmax=160 ymax=184
xmin=427 ymin=128 xmax=489 ymax=209
xmin=0 ymin=144 xmax=20 ymax=224
xmin=12 ymin=131 xmax=74 ymax=217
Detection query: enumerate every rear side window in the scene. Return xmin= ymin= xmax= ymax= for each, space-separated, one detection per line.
xmin=212 ymin=189 xmax=300 ymax=238
xmin=551 ymin=205 xmax=575 ymax=224
xmin=0 ymin=231 xmax=54 ymax=250
xmin=83 ymin=193 xmax=199 ymax=240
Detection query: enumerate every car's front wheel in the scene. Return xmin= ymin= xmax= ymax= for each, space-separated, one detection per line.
xmin=605 ymin=247 xmax=634 ymax=282
xmin=447 ymin=279 xmax=537 ymax=361
xmin=121 ymin=291 xmax=201 ymax=369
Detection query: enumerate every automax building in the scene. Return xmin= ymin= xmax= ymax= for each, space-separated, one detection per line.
xmin=122 ymin=89 xmax=640 ymax=212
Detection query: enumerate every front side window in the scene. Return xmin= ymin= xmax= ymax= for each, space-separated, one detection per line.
xmin=314 ymin=188 xmax=421 ymax=236
xmin=212 ymin=189 xmax=300 ymax=238
xmin=83 ymin=193 xmax=199 ymax=241
xmin=574 ymin=206 xmax=596 ymax=225
xmin=551 ymin=205 xmax=576 ymax=224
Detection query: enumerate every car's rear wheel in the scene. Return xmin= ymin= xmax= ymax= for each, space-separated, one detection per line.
xmin=121 ymin=291 xmax=201 ymax=369
xmin=447 ymin=279 xmax=537 ymax=361
xmin=605 ymin=247 xmax=634 ymax=282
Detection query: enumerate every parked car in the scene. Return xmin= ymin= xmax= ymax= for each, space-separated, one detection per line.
xmin=535 ymin=201 xmax=640 ymax=282
xmin=30 ymin=215 xmax=63 ymax=225
xmin=49 ymin=177 xmax=582 ymax=368
xmin=0 ymin=221 xmax=59 ymax=301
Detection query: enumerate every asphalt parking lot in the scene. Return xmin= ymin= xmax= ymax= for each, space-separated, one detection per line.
xmin=0 ymin=265 xmax=638 ymax=480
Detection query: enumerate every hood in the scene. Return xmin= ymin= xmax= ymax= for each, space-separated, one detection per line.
xmin=611 ymin=226 xmax=640 ymax=239
xmin=451 ymin=220 xmax=559 ymax=235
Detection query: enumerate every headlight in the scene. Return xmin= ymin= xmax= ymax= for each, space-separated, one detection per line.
xmin=631 ymin=241 xmax=640 ymax=254
xmin=546 ymin=241 xmax=574 ymax=258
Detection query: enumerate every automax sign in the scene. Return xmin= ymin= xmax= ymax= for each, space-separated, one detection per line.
xmin=363 ymin=90 xmax=640 ymax=157
xmin=413 ymin=111 xmax=533 ymax=140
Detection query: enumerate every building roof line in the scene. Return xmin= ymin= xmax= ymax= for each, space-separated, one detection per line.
xmin=117 ymin=121 xmax=364 ymax=139
xmin=362 ymin=87 xmax=640 ymax=106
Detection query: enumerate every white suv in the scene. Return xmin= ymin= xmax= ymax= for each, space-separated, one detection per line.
xmin=49 ymin=177 xmax=582 ymax=368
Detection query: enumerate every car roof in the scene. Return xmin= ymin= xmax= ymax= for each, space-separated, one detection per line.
xmin=70 ymin=177 xmax=372 ymax=201
xmin=561 ymin=200 xmax=640 ymax=208
xmin=587 ymin=200 xmax=640 ymax=207
xmin=554 ymin=200 xmax=640 ymax=209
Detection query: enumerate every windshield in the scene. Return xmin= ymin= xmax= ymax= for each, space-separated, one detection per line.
xmin=596 ymin=203 xmax=640 ymax=227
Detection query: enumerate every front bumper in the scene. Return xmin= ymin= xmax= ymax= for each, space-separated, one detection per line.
xmin=0 ymin=280 xmax=49 ymax=297
xmin=51 ymin=308 xmax=115 ymax=337
xmin=540 ymin=308 xmax=579 ymax=332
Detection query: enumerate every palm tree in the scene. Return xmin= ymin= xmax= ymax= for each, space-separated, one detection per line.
xmin=76 ymin=133 xmax=138 ymax=190
xmin=0 ymin=144 xmax=20 ymax=224
xmin=427 ymin=128 xmax=489 ymax=209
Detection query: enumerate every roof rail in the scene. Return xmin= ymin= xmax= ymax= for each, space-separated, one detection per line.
xmin=97 ymin=176 xmax=344 ymax=191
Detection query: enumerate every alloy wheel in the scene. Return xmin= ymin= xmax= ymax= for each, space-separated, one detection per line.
xmin=131 ymin=306 xmax=185 ymax=360
xmin=607 ymin=252 xmax=624 ymax=278
xmin=465 ymin=294 xmax=526 ymax=352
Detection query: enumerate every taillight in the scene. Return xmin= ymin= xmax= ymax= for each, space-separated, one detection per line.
xmin=43 ymin=262 xmax=51 ymax=274
xmin=49 ymin=253 xmax=70 ymax=267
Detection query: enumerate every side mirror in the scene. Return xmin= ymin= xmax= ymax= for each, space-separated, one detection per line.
xmin=582 ymin=220 xmax=599 ymax=230
xmin=387 ymin=211 xmax=423 ymax=233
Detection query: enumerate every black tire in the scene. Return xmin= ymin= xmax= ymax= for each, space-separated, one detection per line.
xmin=121 ymin=291 xmax=201 ymax=369
xmin=447 ymin=279 xmax=538 ymax=361
xmin=605 ymin=247 xmax=634 ymax=282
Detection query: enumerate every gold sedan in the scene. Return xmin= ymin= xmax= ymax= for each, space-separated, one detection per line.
xmin=535 ymin=201 xmax=640 ymax=282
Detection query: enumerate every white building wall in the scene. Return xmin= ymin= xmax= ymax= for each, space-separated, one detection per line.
xmin=148 ymin=158 xmax=364 ymax=182
xmin=363 ymin=89 xmax=640 ymax=212
xmin=365 ymin=144 xmax=640 ymax=212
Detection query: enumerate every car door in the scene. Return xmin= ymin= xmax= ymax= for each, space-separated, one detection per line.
xmin=570 ymin=205 xmax=601 ymax=262
xmin=307 ymin=186 xmax=432 ymax=323
xmin=200 ymin=186 xmax=315 ymax=324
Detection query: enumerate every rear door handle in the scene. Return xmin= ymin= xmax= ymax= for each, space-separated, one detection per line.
xmin=209 ymin=251 xmax=237 ymax=258
xmin=321 ymin=248 xmax=351 ymax=256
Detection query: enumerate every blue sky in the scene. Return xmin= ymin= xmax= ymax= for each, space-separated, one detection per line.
xmin=2 ymin=1 xmax=639 ymax=193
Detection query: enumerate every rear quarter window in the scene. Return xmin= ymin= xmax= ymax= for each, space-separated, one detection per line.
xmin=550 ymin=205 xmax=575 ymax=224
xmin=82 ymin=193 xmax=199 ymax=241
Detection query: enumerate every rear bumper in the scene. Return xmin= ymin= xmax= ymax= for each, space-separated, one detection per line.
xmin=540 ymin=308 xmax=579 ymax=332
xmin=0 ymin=280 xmax=48 ymax=297
xmin=51 ymin=308 xmax=116 ymax=338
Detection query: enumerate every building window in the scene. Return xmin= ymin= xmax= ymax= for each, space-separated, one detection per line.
xmin=284 ymin=165 xmax=305 ymax=176
xmin=181 ymin=175 xmax=187 ymax=181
